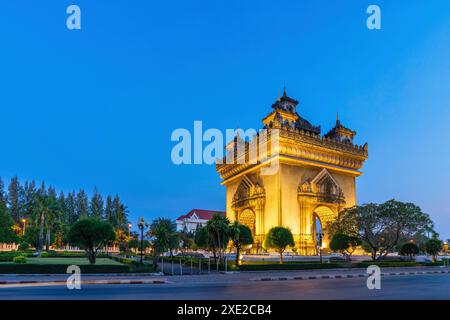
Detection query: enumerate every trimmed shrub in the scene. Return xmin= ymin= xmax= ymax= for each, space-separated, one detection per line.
xmin=425 ymin=238 xmax=443 ymax=262
xmin=13 ymin=255 xmax=27 ymax=264
xmin=41 ymin=252 xmax=49 ymax=257
xmin=111 ymin=256 xmax=133 ymax=264
xmin=263 ymin=227 xmax=295 ymax=264
xmin=399 ymin=243 xmax=419 ymax=258
xmin=0 ymin=251 xmax=27 ymax=262
xmin=18 ymin=242 xmax=30 ymax=251
xmin=129 ymin=262 xmax=154 ymax=273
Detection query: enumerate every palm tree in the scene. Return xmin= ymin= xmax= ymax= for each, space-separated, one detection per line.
xmin=34 ymin=194 xmax=59 ymax=256
xmin=207 ymin=213 xmax=230 ymax=264
xmin=44 ymin=203 xmax=60 ymax=252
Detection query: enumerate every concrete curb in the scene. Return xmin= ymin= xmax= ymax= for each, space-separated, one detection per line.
xmin=0 ymin=278 xmax=169 ymax=286
xmin=250 ymin=269 xmax=450 ymax=282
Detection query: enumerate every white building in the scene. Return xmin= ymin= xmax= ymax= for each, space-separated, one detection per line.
xmin=175 ymin=209 xmax=225 ymax=233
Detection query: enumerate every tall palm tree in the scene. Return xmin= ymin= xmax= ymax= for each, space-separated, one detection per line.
xmin=44 ymin=202 xmax=60 ymax=252
xmin=207 ymin=214 xmax=230 ymax=263
xmin=34 ymin=195 xmax=59 ymax=256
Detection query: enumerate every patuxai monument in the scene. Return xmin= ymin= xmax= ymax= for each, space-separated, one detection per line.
xmin=216 ymin=89 xmax=368 ymax=255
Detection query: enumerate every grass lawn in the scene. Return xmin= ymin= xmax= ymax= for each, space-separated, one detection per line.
xmin=0 ymin=257 xmax=123 ymax=266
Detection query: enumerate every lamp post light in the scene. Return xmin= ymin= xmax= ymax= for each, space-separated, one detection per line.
xmin=137 ymin=218 xmax=145 ymax=264
xmin=128 ymin=223 xmax=132 ymax=237
xmin=21 ymin=219 xmax=27 ymax=236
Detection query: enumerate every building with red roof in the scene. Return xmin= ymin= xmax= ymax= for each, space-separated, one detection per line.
xmin=175 ymin=209 xmax=225 ymax=233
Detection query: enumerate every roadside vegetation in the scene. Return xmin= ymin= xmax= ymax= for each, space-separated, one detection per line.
xmin=327 ymin=199 xmax=443 ymax=261
xmin=0 ymin=176 xmax=447 ymax=273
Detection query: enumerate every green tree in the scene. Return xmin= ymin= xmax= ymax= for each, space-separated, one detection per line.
xmin=65 ymin=192 xmax=77 ymax=224
xmin=0 ymin=177 xmax=7 ymax=208
xmin=228 ymin=221 xmax=253 ymax=267
xmin=151 ymin=218 xmax=178 ymax=253
xmin=76 ymin=189 xmax=89 ymax=219
xmin=396 ymin=232 xmax=431 ymax=254
xmin=399 ymin=242 xmax=419 ymax=260
xmin=23 ymin=225 xmax=40 ymax=248
xmin=127 ymin=238 xmax=140 ymax=252
xmin=34 ymin=194 xmax=59 ymax=256
xmin=68 ymin=218 xmax=115 ymax=264
xmin=178 ymin=229 xmax=195 ymax=254
xmin=57 ymin=192 xmax=67 ymax=224
xmin=0 ymin=201 xmax=18 ymax=244
xmin=7 ymin=176 xmax=23 ymax=223
xmin=328 ymin=200 xmax=435 ymax=261
xmin=128 ymin=238 xmax=150 ymax=254
xmin=148 ymin=218 xmax=178 ymax=266
xmin=264 ymin=227 xmax=294 ymax=264
xmin=207 ymin=213 xmax=230 ymax=263
xmin=47 ymin=185 xmax=57 ymax=199
xmin=89 ymin=188 xmax=104 ymax=219
xmin=425 ymin=238 xmax=443 ymax=262
xmin=21 ymin=180 xmax=36 ymax=223
xmin=104 ymin=195 xmax=113 ymax=224
xmin=111 ymin=195 xmax=129 ymax=230
xmin=329 ymin=233 xmax=361 ymax=260
xmin=43 ymin=186 xmax=60 ymax=251
xmin=194 ymin=226 xmax=212 ymax=251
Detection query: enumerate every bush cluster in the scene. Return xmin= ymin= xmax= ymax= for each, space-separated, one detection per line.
xmin=0 ymin=251 xmax=33 ymax=262
xmin=111 ymin=256 xmax=133 ymax=264
xmin=12 ymin=255 xmax=27 ymax=264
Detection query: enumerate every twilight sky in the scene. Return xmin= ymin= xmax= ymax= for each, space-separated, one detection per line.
xmin=0 ymin=0 xmax=449 ymax=238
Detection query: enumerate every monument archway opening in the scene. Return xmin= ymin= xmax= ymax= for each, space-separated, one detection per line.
xmin=312 ymin=205 xmax=335 ymax=253
xmin=312 ymin=214 xmax=323 ymax=255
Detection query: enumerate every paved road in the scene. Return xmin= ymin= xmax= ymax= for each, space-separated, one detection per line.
xmin=1 ymin=273 xmax=449 ymax=300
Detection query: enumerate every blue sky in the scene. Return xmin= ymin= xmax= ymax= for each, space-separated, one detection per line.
xmin=0 ymin=1 xmax=449 ymax=238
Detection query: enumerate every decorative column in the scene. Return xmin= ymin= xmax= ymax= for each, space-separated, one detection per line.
xmin=297 ymin=198 xmax=313 ymax=255
xmin=254 ymin=197 xmax=265 ymax=245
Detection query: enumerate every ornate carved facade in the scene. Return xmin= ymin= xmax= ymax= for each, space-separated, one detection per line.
xmin=216 ymin=90 xmax=368 ymax=255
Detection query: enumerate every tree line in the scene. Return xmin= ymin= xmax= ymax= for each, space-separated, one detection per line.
xmin=0 ymin=176 xmax=130 ymax=254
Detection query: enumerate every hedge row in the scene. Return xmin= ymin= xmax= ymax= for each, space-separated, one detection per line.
xmin=110 ymin=256 xmax=134 ymax=264
xmin=0 ymin=251 xmax=34 ymax=261
xmin=110 ymin=256 xmax=155 ymax=273
xmin=47 ymin=253 xmax=108 ymax=258
xmin=0 ymin=263 xmax=130 ymax=274
xmin=0 ymin=251 xmax=111 ymax=261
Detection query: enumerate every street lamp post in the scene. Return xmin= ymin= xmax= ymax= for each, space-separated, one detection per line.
xmin=21 ymin=219 xmax=27 ymax=236
xmin=128 ymin=223 xmax=132 ymax=237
